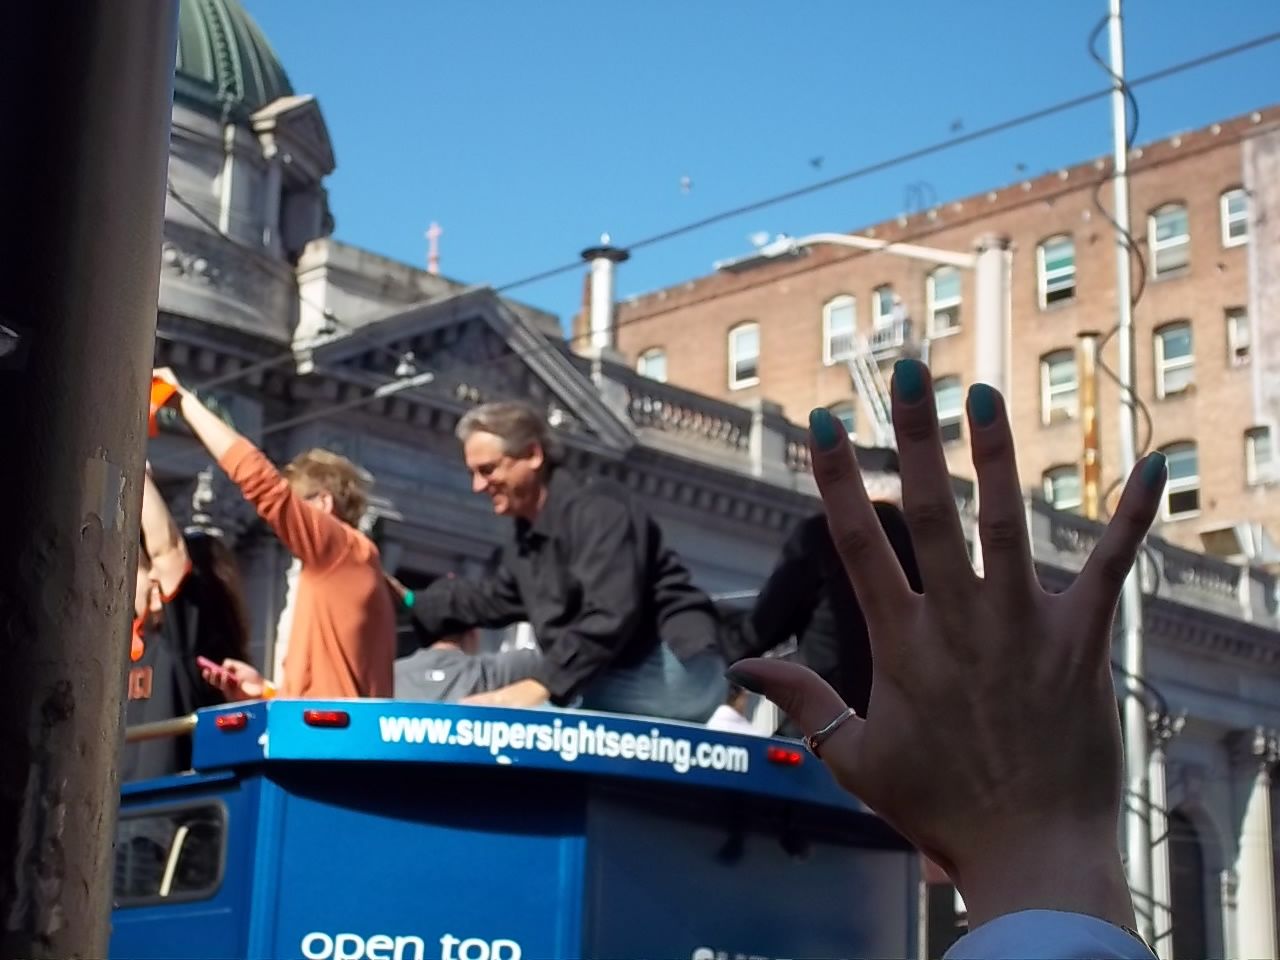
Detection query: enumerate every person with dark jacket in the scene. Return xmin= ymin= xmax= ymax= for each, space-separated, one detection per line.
xmin=125 ymin=468 xmax=251 ymax=780
xmin=408 ymin=402 xmax=726 ymax=721
xmin=721 ymin=501 xmax=921 ymax=721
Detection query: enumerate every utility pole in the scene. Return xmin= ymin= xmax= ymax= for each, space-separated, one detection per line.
xmin=1105 ymin=0 xmax=1154 ymax=941
xmin=0 ymin=5 xmax=178 ymax=958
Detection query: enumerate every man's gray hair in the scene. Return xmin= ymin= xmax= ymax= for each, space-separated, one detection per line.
xmin=455 ymin=401 xmax=565 ymax=466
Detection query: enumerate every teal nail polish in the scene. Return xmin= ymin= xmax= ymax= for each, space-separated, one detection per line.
xmin=809 ymin=407 xmax=843 ymax=451
xmin=893 ymin=359 xmax=926 ymax=404
xmin=1141 ymin=452 xmax=1167 ymax=490
xmin=968 ymin=383 xmax=999 ymax=427
xmin=725 ymin=666 xmax=766 ymax=695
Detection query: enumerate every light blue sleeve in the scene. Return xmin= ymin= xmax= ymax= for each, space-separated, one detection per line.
xmin=943 ymin=910 xmax=1156 ymax=960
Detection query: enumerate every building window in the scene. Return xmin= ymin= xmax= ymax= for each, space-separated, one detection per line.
xmin=1037 ymin=235 xmax=1076 ymax=307
xmin=1150 ymin=203 xmax=1190 ymax=276
xmin=1220 ymin=188 xmax=1248 ymax=246
xmin=636 ymin=347 xmax=667 ymax=383
xmin=872 ymin=285 xmax=896 ymax=329
xmin=829 ymin=402 xmax=856 ymax=438
xmin=1154 ymin=322 xmax=1194 ymax=398
xmin=934 ymin=376 xmax=963 ymax=444
xmin=728 ymin=322 xmax=759 ymax=389
xmin=822 ymin=296 xmax=856 ymax=365
xmin=1039 ymin=349 xmax=1078 ymax=425
xmin=1246 ymin=426 xmax=1273 ymax=485
xmin=1161 ymin=442 xmax=1199 ymax=519
xmin=927 ymin=267 xmax=962 ymax=336
xmin=1042 ymin=465 xmax=1082 ymax=512
xmin=1169 ymin=811 xmax=1209 ymax=960
xmin=1226 ymin=307 xmax=1250 ymax=367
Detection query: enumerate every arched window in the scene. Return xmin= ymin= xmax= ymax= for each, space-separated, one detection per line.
xmin=1150 ymin=203 xmax=1190 ymax=276
xmin=1037 ymin=234 xmax=1076 ymax=307
xmin=1169 ymin=810 xmax=1208 ymax=960
xmin=1154 ymin=321 xmax=1194 ymax=398
xmin=1220 ymin=187 xmax=1248 ymax=246
xmin=933 ymin=376 xmax=964 ymax=445
xmin=728 ymin=322 xmax=760 ymax=389
xmin=872 ymin=285 xmax=896 ymax=329
xmin=828 ymin=401 xmax=856 ymax=438
xmin=822 ymin=296 xmax=856 ymax=365
xmin=1160 ymin=441 xmax=1199 ymax=520
xmin=1042 ymin=465 xmax=1081 ymax=512
xmin=1039 ymin=349 xmax=1078 ymax=424
xmin=636 ymin=347 xmax=667 ymax=383
xmin=926 ymin=267 xmax=961 ymax=336
xmin=1245 ymin=426 xmax=1273 ymax=486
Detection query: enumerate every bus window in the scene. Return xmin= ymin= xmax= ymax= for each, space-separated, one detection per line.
xmin=114 ymin=802 xmax=226 ymax=906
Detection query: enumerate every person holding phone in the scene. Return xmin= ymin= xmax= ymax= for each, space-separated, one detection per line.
xmin=124 ymin=467 xmax=251 ymax=780
xmin=151 ymin=368 xmax=396 ymax=702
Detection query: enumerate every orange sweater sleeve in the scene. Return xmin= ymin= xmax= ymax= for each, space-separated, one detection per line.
xmin=218 ymin=438 xmax=351 ymax=572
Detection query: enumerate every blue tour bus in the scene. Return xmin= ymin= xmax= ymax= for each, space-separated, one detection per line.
xmin=111 ymin=700 xmax=919 ymax=960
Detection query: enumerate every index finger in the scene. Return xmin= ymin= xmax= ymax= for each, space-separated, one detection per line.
xmin=808 ymin=408 xmax=915 ymax=627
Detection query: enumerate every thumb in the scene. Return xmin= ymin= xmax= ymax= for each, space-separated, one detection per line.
xmin=727 ymin=658 xmax=864 ymax=749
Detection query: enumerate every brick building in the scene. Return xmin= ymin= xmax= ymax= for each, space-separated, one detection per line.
xmin=591 ymin=106 xmax=1280 ymax=557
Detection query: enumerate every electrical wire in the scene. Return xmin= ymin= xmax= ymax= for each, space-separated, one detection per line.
xmin=161 ymin=32 xmax=1280 ymax=401
xmin=158 ymin=121 xmax=1272 ymax=471
xmin=1085 ymin=17 xmax=1159 ymax=516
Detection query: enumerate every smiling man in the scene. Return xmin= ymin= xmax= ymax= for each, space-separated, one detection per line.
xmin=409 ymin=401 xmax=726 ymax=720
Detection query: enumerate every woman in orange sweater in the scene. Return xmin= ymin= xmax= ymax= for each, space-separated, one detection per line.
xmin=153 ymin=368 xmax=395 ymax=700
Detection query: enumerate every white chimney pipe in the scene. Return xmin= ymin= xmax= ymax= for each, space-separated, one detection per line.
xmin=580 ymin=234 xmax=629 ymax=353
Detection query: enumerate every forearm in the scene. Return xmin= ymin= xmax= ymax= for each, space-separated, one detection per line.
xmin=140 ymin=471 xmax=183 ymax=560
xmin=177 ymin=388 xmax=243 ymax=462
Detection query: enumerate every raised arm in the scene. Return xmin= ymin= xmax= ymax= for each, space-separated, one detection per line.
xmin=155 ymin=367 xmax=240 ymax=463
xmin=140 ymin=463 xmax=190 ymax=599
xmin=154 ymin=368 xmax=350 ymax=571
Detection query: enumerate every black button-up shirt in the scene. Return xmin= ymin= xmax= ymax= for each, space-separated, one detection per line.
xmin=718 ymin=502 xmax=920 ymax=717
xmin=413 ymin=469 xmax=718 ymax=703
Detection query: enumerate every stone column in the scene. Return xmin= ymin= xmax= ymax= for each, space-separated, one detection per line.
xmin=1235 ymin=727 xmax=1279 ymax=960
xmin=747 ymin=398 xmax=790 ymax=485
xmin=1149 ymin=712 xmax=1185 ymax=960
xmin=972 ymin=233 xmax=1013 ymax=399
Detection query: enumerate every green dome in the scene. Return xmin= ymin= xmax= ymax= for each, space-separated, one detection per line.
xmin=174 ymin=0 xmax=294 ymax=122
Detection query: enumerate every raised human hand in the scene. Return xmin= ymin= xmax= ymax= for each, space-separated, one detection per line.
xmin=728 ymin=359 xmax=1165 ymax=932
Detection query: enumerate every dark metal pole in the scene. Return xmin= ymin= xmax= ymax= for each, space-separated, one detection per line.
xmin=0 ymin=4 xmax=178 ymax=957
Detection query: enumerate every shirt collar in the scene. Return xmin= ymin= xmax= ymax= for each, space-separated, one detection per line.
xmin=515 ymin=468 xmax=577 ymax=547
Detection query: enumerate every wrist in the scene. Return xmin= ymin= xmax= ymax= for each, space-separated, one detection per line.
xmin=952 ymin=822 xmax=1133 ymax=932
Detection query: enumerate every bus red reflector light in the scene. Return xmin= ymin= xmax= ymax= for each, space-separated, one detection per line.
xmin=303 ymin=709 xmax=350 ymax=729
xmin=767 ymin=745 xmax=804 ymax=767
xmin=215 ymin=712 xmax=248 ymax=732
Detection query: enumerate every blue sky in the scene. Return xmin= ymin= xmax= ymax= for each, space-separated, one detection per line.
xmin=244 ymin=1 xmax=1278 ymax=329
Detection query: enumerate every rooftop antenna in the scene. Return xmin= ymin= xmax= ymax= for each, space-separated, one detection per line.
xmin=425 ymin=221 xmax=442 ymax=275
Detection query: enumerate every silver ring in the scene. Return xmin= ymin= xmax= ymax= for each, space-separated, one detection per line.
xmin=804 ymin=707 xmax=856 ymax=758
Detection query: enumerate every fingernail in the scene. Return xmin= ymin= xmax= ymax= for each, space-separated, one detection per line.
xmin=808 ymin=407 xmax=843 ymax=451
xmin=1141 ymin=452 xmax=1167 ymax=490
xmin=725 ymin=666 xmax=766 ymax=695
xmin=893 ymin=359 xmax=926 ymax=404
xmin=968 ymin=383 xmax=999 ymax=427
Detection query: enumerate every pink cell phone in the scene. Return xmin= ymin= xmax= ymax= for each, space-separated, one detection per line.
xmin=196 ymin=656 xmax=230 ymax=682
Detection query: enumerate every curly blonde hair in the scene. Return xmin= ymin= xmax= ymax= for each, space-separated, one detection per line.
xmin=283 ymin=449 xmax=372 ymax=526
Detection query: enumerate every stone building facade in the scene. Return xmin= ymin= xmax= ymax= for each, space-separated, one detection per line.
xmin=153 ymin=4 xmax=1280 ymax=956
